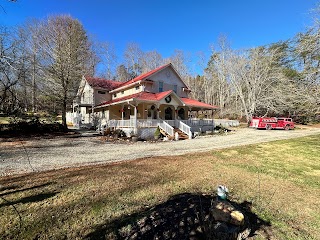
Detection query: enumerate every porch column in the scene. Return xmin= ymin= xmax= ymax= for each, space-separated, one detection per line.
xmin=174 ymin=106 xmax=178 ymax=126
xmin=174 ymin=106 xmax=178 ymax=119
xmin=156 ymin=104 xmax=160 ymax=119
xmin=91 ymin=104 xmax=94 ymax=127
xmin=121 ymin=104 xmax=124 ymax=120
xmin=186 ymin=107 xmax=190 ymax=120
xmin=134 ymin=105 xmax=138 ymax=134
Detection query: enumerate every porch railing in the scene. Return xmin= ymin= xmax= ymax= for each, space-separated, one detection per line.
xmin=137 ymin=119 xmax=161 ymax=127
xmin=181 ymin=119 xmax=215 ymax=126
xmin=178 ymin=121 xmax=192 ymax=139
xmin=102 ymin=118 xmax=238 ymax=134
xmin=108 ymin=119 xmax=135 ymax=128
xmin=165 ymin=120 xmax=177 ymax=127
xmin=107 ymin=119 xmax=162 ymax=128
xmin=158 ymin=121 xmax=174 ymax=137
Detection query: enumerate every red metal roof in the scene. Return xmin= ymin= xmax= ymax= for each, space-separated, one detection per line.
xmin=116 ymin=63 xmax=171 ymax=88
xmin=96 ymin=90 xmax=173 ymax=107
xmin=96 ymin=91 xmax=218 ymax=110
xmin=181 ymin=98 xmax=219 ymax=109
xmin=85 ymin=76 xmax=123 ymax=90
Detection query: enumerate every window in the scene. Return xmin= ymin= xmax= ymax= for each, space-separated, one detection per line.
xmin=98 ymin=91 xmax=106 ymax=94
xmin=113 ymin=93 xmax=117 ymax=98
xmin=173 ymin=85 xmax=177 ymax=93
xmin=121 ymin=91 xmax=124 ymax=95
xmin=135 ymin=85 xmax=140 ymax=90
xmin=159 ymin=81 xmax=163 ymax=92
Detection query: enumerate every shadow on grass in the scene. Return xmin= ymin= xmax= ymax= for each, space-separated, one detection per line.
xmin=85 ymin=192 xmax=272 ymax=240
xmin=0 ymin=184 xmax=20 ymax=192
xmin=0 ymin=182 xmax=53 ymax=197
xmin=0 ymin=191 xmax=58 ymax=208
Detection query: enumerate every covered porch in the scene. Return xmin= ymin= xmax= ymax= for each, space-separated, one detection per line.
xmin=94 ymin=91 xmax=220 ymax=139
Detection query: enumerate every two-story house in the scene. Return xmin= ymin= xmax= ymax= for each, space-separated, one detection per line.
xmin=71 ymin=63 xmax=219 ymax=139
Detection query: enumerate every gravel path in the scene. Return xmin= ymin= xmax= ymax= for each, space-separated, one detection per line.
xmin=1 ymin=127 xmax=320 ymax=176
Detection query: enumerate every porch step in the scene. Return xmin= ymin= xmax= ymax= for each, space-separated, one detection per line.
xmin=174 ymin=128 xmax=189 ymax=140
xmin=159 ymin=129 xmax=174 ymax=140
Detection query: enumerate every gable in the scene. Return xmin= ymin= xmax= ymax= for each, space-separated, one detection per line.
xmin=148 ymin=67 xmax=188 ymax=91
xmin=157 ymin=91 xmax=183 ymax=106
xmin=77 ymin=76 xmax=90 ymax=96
xmin=111 ymin=63 xmax=190 ymax=94
xmin=148 ymin=66 xmax=188 ymax=89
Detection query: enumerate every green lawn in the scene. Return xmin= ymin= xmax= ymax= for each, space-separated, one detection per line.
xmin=1 ymin=135 xmax=319 ymax=239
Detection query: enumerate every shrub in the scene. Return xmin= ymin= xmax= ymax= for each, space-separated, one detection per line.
xmin=1 ymin=117 xmax=65 ymax=136
xmin=154 ymin=126 xmax=161 ymax=138
xmin=114 ymin=129 xmax=126 ymax=138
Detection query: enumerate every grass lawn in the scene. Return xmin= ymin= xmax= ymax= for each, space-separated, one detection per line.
xmin=1 ymin=135 xmax=319 ymax=239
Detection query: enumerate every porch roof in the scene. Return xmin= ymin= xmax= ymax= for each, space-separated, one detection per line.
xmin=95 ymin=90 xmax=174 ymax=108
xmin=95 ymin=90 xmax=219 ymax=110
xmin=181 ymin=98 xmax=219 ymax=110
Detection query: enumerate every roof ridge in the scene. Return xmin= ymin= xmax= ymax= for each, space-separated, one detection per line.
xmin=113 ymin=63 xmax=172 ymax=90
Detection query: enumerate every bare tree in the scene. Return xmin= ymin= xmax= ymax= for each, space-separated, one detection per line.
xmin=0 ymin=26 xmax=21 ymax=113
xmin=294 ymin=18 xmax=320 ymax=117
xmin=205 ymin=38 xmax=233 ymax=117
xmin=140 ymin=50 xmax=164 ymax=73
xmin=93 ymin=41 xmax=117 ymax=79
xmin=34 ymin=15 xmax=92 ymax=128
xmin=116 ymin=64 xmax=130 ymax=82
xmin=124 ymin=42 xmax=142 ymax=78
xmin=165 ymin=49 xmax=190 ymax=82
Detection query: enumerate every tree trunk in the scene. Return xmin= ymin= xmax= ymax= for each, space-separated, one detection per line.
xmin=62 ymin=95 xmax=68 ymax=131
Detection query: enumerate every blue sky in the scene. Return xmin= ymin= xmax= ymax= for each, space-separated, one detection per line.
xmin=0 ymin=0 xmax=318 ymax=70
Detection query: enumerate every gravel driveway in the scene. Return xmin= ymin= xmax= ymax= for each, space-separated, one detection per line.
xmin=1 ymin=127 xmax=320 ymax=176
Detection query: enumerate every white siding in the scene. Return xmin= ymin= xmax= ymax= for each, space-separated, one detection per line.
xmin=145 ymin=68 xmax=188 ymax=98
xmin=81 ymin=82 xmax=94 ymax=104
xmin=112 ymin=85 xmax=142 ymax=100
xmin=94 ymin=89 xmax=112 ymax=105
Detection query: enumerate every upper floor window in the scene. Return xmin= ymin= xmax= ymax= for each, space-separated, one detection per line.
xmin=135 ymin=85 xmax=140 ymax=90
xmin=98 ymin=91 xmax=106 ymax=94
xmin=113 ymin=93 xmax=117 ymax=98
xmin=121 ymin=91 xmax=124 ymax=95
xmin=159 ymin=81 xmax=163 ymax=92
xmin=173 ymin=85 xmax=177 ymax=94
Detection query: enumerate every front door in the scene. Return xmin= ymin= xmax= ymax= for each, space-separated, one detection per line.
xmin=165 ymin=107 xmax=173 ymax=120
xmin=178 ymin=108 xmax=185 ymax=120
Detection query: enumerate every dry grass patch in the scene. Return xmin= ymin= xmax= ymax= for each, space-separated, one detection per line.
xmin=1 ymin=135 xmax=319 ymax=239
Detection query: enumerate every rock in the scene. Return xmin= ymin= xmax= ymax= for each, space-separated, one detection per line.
xmin=230 ymin=210 xmax=245 ymax=226
xmin=211 ymin=200 xmax=245 ymax=226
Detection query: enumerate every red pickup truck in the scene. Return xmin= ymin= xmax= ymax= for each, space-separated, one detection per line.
xmin=250 ymin=117 xmax=295 ymax=130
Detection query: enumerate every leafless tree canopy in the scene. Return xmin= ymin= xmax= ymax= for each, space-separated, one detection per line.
xmin=33 ymin=15 xmax=93 ymax=127
xmin=0 ymin=9 xmax=319 ymax=123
